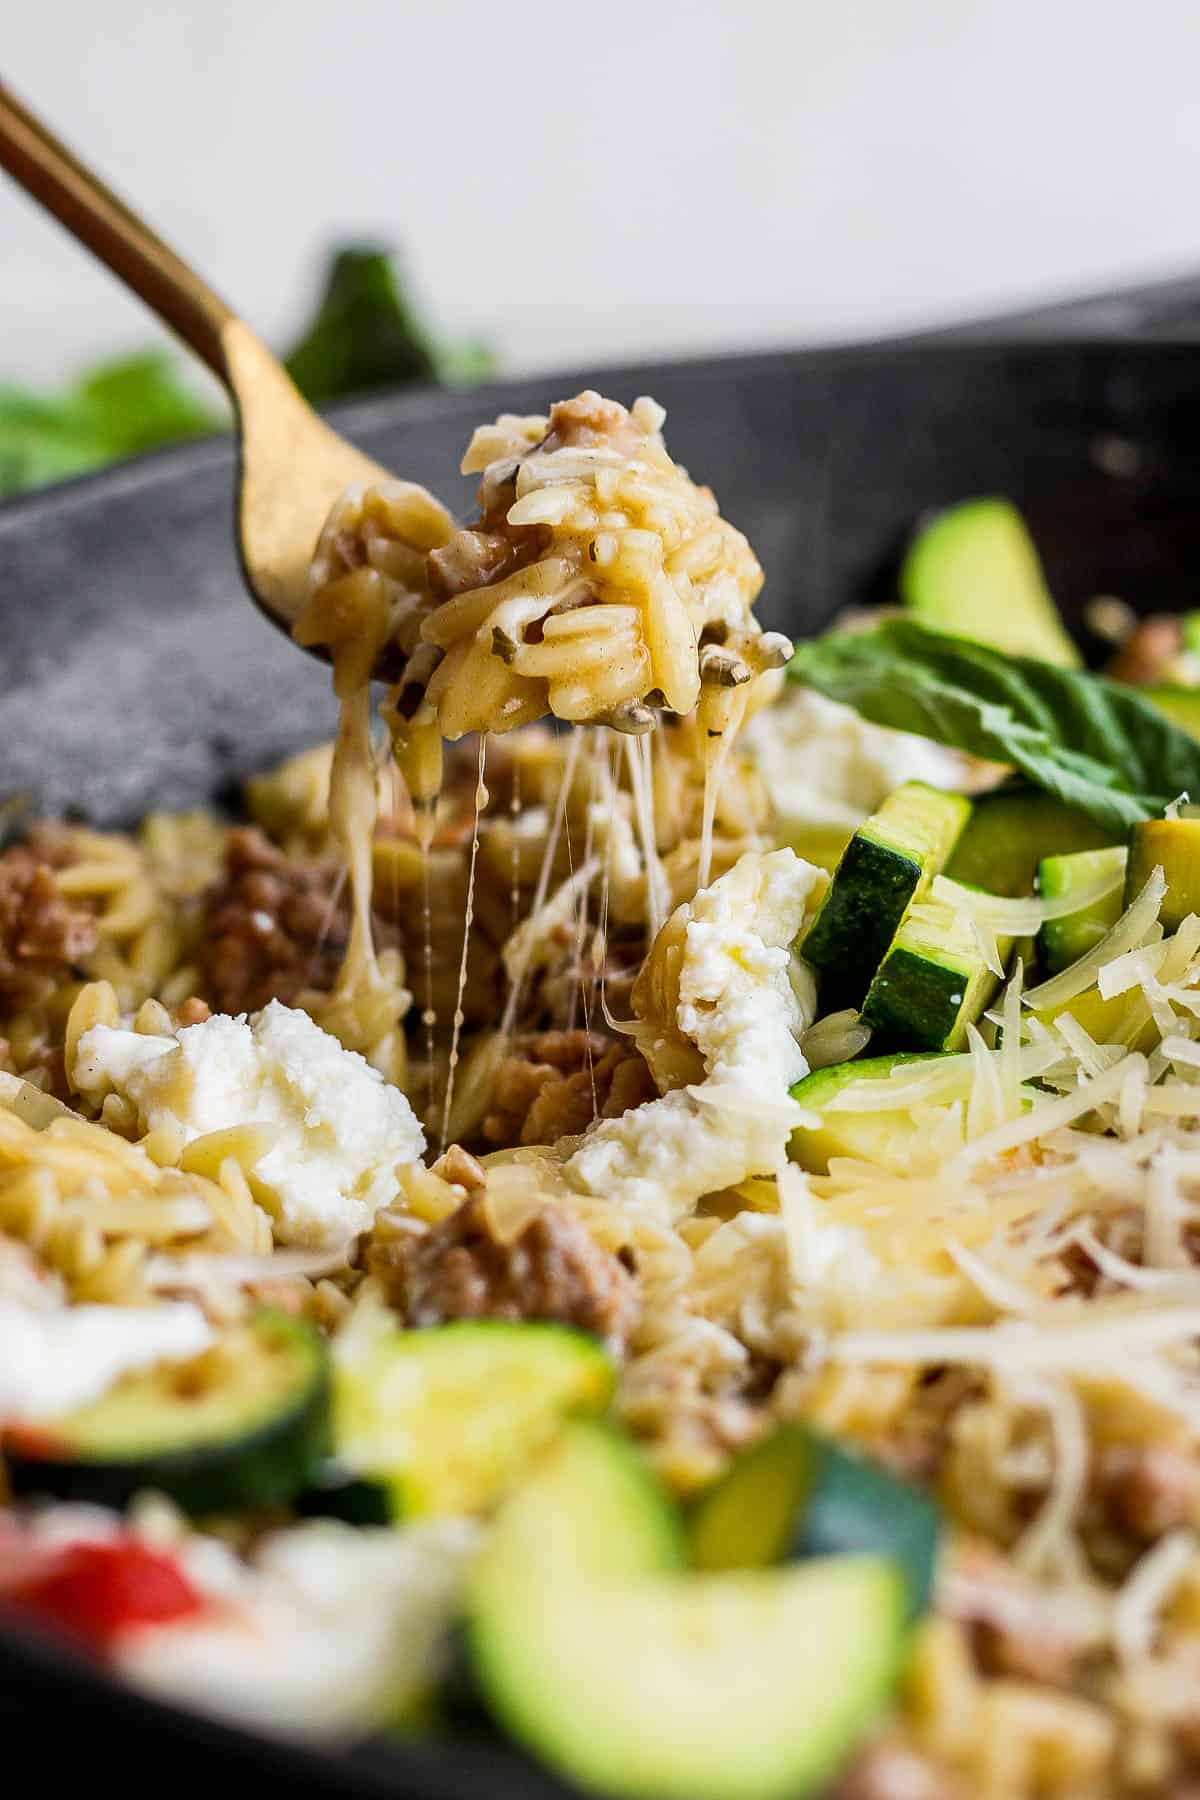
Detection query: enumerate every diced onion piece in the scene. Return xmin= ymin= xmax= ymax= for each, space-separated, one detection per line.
xmin=801 ymin=1010 xmax=872 ymax=1070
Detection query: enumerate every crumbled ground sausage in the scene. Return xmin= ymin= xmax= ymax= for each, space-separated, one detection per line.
xmin=833 ymin=1738 xmax=954 ymax=1800
xmin=0 ymin=843 xmax=98 ymax=1010
xmin=541 ymin=391 xmax=645 ymax=457
xmin=1099 ymin=1444 xmax=1200 ymax=1541
xmin=481 ymin=1028 xmax=656 ymax=1148
xmin=1107 ymin=615 xmax=1184 ymax=685
xmin=945 ymin=1537 xmax=1090 ymax=1688
xmin=372 ymin=1189 xmax=639 ymax=1354
xmin=198 ymin=827 xmax=399 ymax=1015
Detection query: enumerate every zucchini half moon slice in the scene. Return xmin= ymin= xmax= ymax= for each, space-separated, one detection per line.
xmin=4 ymin=1309 xmax=331 ymax=1516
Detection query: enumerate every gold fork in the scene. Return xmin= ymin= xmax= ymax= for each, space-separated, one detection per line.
xmin=0 ymin=78 xmax=449 ymax=656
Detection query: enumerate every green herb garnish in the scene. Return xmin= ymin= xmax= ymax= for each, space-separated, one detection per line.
xmin=0 ymin=351 xmax=221 ymax=497
xmin=1 ymin=243 xmax=495 ymax=498
xmin=788 ymin=618 xmax=1200 ymax=833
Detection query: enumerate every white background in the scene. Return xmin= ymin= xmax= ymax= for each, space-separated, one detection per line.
xmin=6 ymin=1 xmax=1200 ymax=387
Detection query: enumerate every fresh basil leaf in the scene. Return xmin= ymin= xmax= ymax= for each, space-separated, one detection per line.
xmin=74 ymin=352 xmax=221 ymax=457
xmin=0 ymin=353 xmax=221 ymax=498
xmin=787 ymin=618 xmax=1200 ymax=832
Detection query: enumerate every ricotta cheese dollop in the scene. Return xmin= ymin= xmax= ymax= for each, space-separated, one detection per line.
xmin=117 ymin=1517 xmax=475 ymax=1738
xmin=0 ymin=1297 xmax=213 ymax=1422
xmin=565 ymin=848 xmax=819 ymax=1224
xmin=73 ymin=1000 xmax=425 ymax=1248
xmin=744 ymin=685 xmax=968 ymax=852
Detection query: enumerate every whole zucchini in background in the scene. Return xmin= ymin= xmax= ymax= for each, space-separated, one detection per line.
xmin=0 ymin=243 xmax=494 ymax=497
xmin=284 ymin=243 xmax=438 ymax=402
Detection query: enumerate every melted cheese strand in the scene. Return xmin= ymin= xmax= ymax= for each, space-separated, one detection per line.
xmin=440 ymin=736 xmax=488 ymax=1151
xmin=499 ymin=728 xmax=582 ymax=1042
xmin=625 ymin=733 xmax=667 ymax=942
xmin=1012 ymin=1376 xmax=1090 ymax=1582
xmin=1113 ymin=1529 xmax=1198 ymax=1663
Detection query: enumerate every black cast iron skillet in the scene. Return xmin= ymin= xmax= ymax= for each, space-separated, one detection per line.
xmin=3 ymin=287 xmax=1200 ymax=1796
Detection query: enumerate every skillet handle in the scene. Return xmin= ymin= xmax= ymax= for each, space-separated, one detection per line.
xmin=0 ymin=78 xmax=236 ymax=387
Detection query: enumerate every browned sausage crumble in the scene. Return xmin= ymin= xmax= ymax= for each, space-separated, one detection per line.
xmin=370 ymin=1189 xmax=639 ymax=1355
xmin=0 ymin=842 xmax=98 ymax=1009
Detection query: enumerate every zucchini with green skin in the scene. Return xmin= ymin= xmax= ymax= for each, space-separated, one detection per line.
xmin=801 ymin=782 xmax=971 ymax=1008
xmin=901 ymin=497 xmax=1080 ymax=667
xmin=1038 ymin=846 xmax=1127 ymax=975
xmin=1125 ymin=815 xmax=1200 ymax=933
xmin=862 ymin=893 xmax=1012 ymax=1052
xmin=467 ymin=1421 xmax=905 ymax=1800
xmin=3 ymin=1310 xmax=330 ymax=1516
xmin=791 ymin=1052 xmax=1041 ymax=1172
xmin=335 ymin=1319 xmax=615 ymax=1518
xmin=789 ymin=1052 xmax=947 ymax=1174
xmin=689 ymin=1423 xmax=940 ymax=1621
xmin=1029 ymin=984 xmax=1155 ymax=1052
xmin=945 ymin=784 xmax=1116 ymax=898
xmin=294 ymin=1463 xmax=392 ymax=1526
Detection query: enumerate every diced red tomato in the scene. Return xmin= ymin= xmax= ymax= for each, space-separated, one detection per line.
xmin=2 ymin=1538 xmax=204 ymax=1654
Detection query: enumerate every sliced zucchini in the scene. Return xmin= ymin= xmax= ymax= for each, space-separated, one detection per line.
xmin=3 ymin=1310 xmax=330 ymax=1516
xmin=468 ymin=1421 xmax=904 ymax=1800
xmin=335 ymin=1320 xmax=614 ymax=1518
xmin=901 ymin=497 xmax=1080 ymax=667
xmin=1126 ymin=816 xmax=1200 ymax=934
xmin=294 ymin=1463 xmax=392 ymax=1526
xmin=1038 ymin=846 xmax=1127 ymax=975
xmin=1028 ymin=984 xmax=1153 ymax=1052
xmin=689 ymin=1423 xmax=939 ymax=1620
xmin=801 ymin=782 xmax=971 ymax=1007
xmin=945 ymin=784 xmax=1116 ymax=898
xmin=788 ymin=1052 xmax=947 ymax=1174
xmin=774 ymin=823 xmax=857 ymax=876
xmin=862 ymin=893 xmax=1012 ymax=1052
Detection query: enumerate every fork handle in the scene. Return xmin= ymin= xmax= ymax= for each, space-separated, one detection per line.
xmin=0 ymin=78 xmax=236 ymax=385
